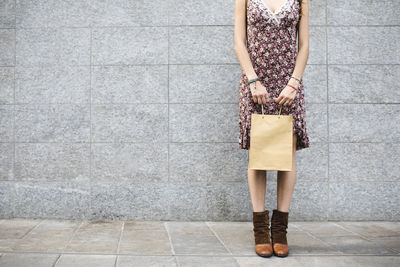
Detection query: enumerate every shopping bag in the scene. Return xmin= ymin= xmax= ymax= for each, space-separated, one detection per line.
xmin=248 ymin=104 xmax=293 ymax=171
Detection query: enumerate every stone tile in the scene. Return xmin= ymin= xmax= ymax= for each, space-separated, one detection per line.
xmin=0 ymin=253 xmax=59 ymax=267
xmin=309 ymin=0 xmax=326 ymax=25
xmin=169 ymin=103 xmax=237 ymax=142
xmin=91 ymin=27 xmax=168 ymax=65
xmin=352 ymin=256 xmax=400 ymax=267
xmin=15 ymin=0 xmax=91 ymax=28
xmin=169 ymin=143 xmax=248 ymax=183
xmin=14 ymin=104 xmax=90 ymax=142
xmin=124 ymin=220 xmax=166 ymax=230
xmin=318 ymin=235 xmax=395 ymax=255
xmin=116 ymin=255 xmax=177 ymax=267
xmin=307 ymin=103 xmax=328 ymax=143
xmin=92 ymin=65 xmax=168 ymax=104
xmin=303 ymin=64 xmax=327 ymax=105
xmin=329 ymin=104 xmax=400 ymax=143
xmin=90 ymin=0 xmax=168 ymax=27
xmin=15 ymin=66 xmax=90 ymax=104
xmin=329 ymin=143 xmax=400 ymax=182
xmin=335 ymin=222 xmax=400 ymax=238
xmin=168 ymin=183 xmax=251 ymax=221
xmin=369 ymin=222 xmax=400 ymax=233
xmin=168 ymin=0 xmax=234 ymax=26
xmin=293 ymin=142 xmax=328 ymax=182
xmin=206 ymin=222 xmax=257 ymax=255
xmin=0 ymin=67 xmax=14 ymax=104
xmin=119 ymin=222 xmax=172 ymax=255
xmin=266 ymin=181 xmax=329 ymax=221
xmin=91 ymin=143 xmax=168 ymax=183
xmin=169 ymin=64 xmax=240 ymax=103
xmin=15 ymin=143 xmax=90 ymax=181
xmin=309 ymin=26 xmax=326 ymax=64
xmin=0 ymin=143 xmax=13 ymax=180
xmin=55 ymin=254 xmax=116 ymax=267
xmin=13 ymin=181 xmax=90 ymax=219
xmin=177 ymin=255 xmax=239 ymax=267
xmin=0 ymin=218 xmax=41 ymax=239
xmin=0 ymin=29 xmax=14 ymax=66
xmin=90 ymin=182 xmax=169 ymax=220
xmin=328 ymin=65 xmax=400 ymax=104
xmin=166 ymin=221 xmax=230 ymax=255
xmin=327 ymin=0 xmax=400 ymax=25
xmin=169 ymin=26 xmax=235 ymax=64
xmin=91 ymin=104 xmax=168 ymax=143
xmin=64 ymin=220 xmax=122 ymax=253
xmin=234 ymin=255 xmax=400 ymax=267
xmin=11 ymin=219 xmax=80 ymax=252
xmin=328 ymin=27 xmax=400 ymax=64
xmin=0 ymin=181 xmax=15 ymax=218
xmin=294 ymin=222 xmax=357 ymax=237
xmin=329 ymin=183 xmax=400 ymax=220
xmin=367 ymin=236 xmax=400 ymax=253
xmin=0 ymin=0 xmax=15 ymax=28
xmin=0 ymin=105 xmax=13 ymax=142
xmin=16 ymin=28 xmax=90 ymax=66
xmin=286 ymin=231 xmax=341 ymax=255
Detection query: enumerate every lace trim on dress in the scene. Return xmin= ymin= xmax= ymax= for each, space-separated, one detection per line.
xmin=256 ymin=0 xmax=294 ymax=25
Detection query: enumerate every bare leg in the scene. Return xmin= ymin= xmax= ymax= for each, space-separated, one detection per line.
xmin=276 ymin=134 xmax=297 ymax=212
xmin=248 ymin=168 xmax=267 ymax=212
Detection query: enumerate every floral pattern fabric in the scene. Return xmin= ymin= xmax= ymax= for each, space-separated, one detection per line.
xmin=238 ymin=0 xmax=310 ymax=151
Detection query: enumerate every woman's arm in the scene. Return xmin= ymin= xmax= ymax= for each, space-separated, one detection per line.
xmin=234 ymin=0 xmax=258 ymax=81
xmin=275 ymin=0 xmax=310 ymax=106
xmin=289 ymin=0 xmax=309 ymax=88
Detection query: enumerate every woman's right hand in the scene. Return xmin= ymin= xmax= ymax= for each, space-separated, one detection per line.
xmin=250 ymin=81 xmax=271 ymax=105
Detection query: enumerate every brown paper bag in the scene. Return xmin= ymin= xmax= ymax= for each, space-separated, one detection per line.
xmin=248 ymin=104 xmax=293 ymax=171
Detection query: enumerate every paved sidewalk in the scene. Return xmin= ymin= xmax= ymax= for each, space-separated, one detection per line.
xmin=0 ymin=219 xmax=399 ymax=266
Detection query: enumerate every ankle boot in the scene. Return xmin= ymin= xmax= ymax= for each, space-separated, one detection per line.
xmin=270 ymin=209 xmax=289 ymax=257
xmin=252 ymin=210 xmax=273 ymax=257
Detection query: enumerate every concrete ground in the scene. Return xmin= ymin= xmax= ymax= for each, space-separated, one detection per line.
xmin=0 ymin=219 xmax=399 ymax=267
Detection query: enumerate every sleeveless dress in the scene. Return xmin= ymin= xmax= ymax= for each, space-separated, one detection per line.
xmin=238 ymin=0 xmax=310 ymax=151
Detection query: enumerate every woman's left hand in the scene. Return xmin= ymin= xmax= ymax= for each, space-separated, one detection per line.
xmin=273 ymin=84 xmax=298 ymax=106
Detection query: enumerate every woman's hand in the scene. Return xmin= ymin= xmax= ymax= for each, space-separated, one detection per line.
xmin=250 ymin=81 xmax=271 ymax=105
xmin=274 ymin=84 xmax=298 ymax=106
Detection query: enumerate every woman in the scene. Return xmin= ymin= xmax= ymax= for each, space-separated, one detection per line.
xmin=234 ymin=0 xmax=310 ymax=258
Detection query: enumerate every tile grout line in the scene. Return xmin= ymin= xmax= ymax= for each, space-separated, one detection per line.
xmin=60 ymin=220 xmax=85 ymax=252
xmin=114 ymin=221 xmax=125 ymax=267
xmin=325 ymin=0 xmax=330 ymax=221
xmin=205 ymin=221 xmax=234 ymax=255
xmin=167 ymin=0 xmax=171 ymax=222
xmin=0 ymin=250 xmax=398 ymax=257
xmin=52 ymin=254 xmax=62 ymax=267
xmin=163 ymin=222 xmax=176 ymax=256
xmin=12 ymin=0 xmax=16 ymax=218
xmin=16 ymin=219 xmax=44 ymax=241
xmin=89 ymin=27 xmax=93 ymax=219
xmin=8 ymin=24 xmax=400 ymax=29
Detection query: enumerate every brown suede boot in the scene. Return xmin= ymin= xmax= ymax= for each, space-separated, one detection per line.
xmin=270 ymin=209 xmax=289 ymax=257
xmin=252 ymin=210 xmax=273 ymax=257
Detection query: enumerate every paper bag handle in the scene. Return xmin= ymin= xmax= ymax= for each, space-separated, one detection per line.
xmin=261 ymin=104 xmax=283 ymax=117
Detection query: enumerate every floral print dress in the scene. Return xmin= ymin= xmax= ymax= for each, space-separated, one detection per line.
xmin=238 ymin=0 xmax=310 ymax=151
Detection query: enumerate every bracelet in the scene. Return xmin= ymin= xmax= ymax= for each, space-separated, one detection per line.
xmin=290 ymin=76 xmax=301 ymax=83
xmin=248 ymin=77 xmax=259 ymax=85
xmin=287 ymin=84 xmax=298 ymax=91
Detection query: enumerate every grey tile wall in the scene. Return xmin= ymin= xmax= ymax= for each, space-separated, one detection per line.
xmin=0 ymin=0 xmax=399 ymax=220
